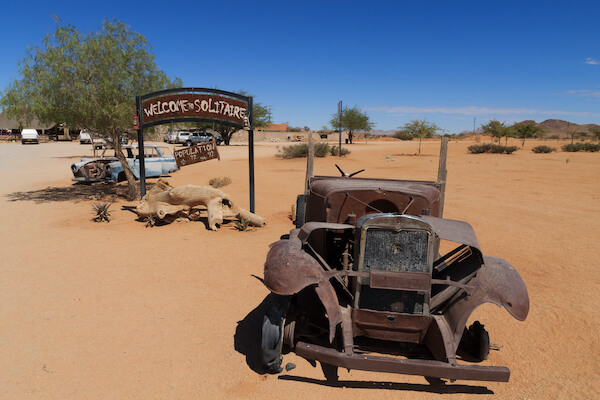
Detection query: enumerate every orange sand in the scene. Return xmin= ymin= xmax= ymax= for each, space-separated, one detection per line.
xmin=1 ymin=138 xmax=598 ymax=399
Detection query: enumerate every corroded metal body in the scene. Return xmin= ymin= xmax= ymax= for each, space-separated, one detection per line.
xmin=262 ymin=176 xmax=529 ymax=383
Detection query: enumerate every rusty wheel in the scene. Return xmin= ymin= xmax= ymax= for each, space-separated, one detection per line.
xmin=261 ymin=295 xmax=290 ymax=374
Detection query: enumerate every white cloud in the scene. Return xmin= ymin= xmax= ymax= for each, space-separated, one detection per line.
xmin=585 ymin=57 xmax=600 ymax=65
xmin=368 ymin=105 xmax=600 ymax=117
xmin=564 ymin=89 xmax=600 ymax=98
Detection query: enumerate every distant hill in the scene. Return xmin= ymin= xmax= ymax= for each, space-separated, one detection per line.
xmin=517 ymin=119 xmax=600 ymax=139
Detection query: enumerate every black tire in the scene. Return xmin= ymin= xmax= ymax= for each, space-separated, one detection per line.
xmin=321 ymin=363 xmax=339 ymax=383
xmin=466 ymin=321 xmax=490 ymax=361
xmin=294 ymin=195 xmax=306 ymax=228
xmin=261 ymin=295 xmax=289 ymax=374
xmin=186 ymin=140 xmax=192 ymax=146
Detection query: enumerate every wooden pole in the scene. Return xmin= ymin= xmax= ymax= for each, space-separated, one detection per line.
xmin=305 ymin=131 xmax=314 ymax=195
xmin=437 ymin=137 xmax=448 ymax=218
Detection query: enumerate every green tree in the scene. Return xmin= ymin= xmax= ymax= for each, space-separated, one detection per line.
xmin=589 ymin=126 xmax=600 ymax=141
xmin=481 ymin=120 xmax=508 ymax=144
xmin=510 ymin=122 xmax=544 ymax=148
xmin=329 ymin=105 xmax=375 ymax=144
xmin=212 ymin=90 xmax=269 ymax=145
xmin=397 ymin=119 xmax=442 ymax=155
xmin=0 ymin=18 xmax=180 ymax=200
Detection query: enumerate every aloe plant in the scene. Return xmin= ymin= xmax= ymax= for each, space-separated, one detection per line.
xmin=91 ymin=202 xmax=112 ymax=222
xmin=233 ymin=218 xmax=250 ymax=231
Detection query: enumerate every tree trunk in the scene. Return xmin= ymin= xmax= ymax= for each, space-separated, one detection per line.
xmin=112 ymin=135 xmax=139 ymax=201
xmin=418 ymin=137 xmax=422 ymax=155
xmin=348 ymin=130 xmax=353 ymax=144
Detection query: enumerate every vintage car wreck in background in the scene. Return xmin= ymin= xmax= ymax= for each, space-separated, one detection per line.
xmin=261 ymin=148 xmax=529 ymax=384
xmin=71 ymin=144 xmax=178 ymax=183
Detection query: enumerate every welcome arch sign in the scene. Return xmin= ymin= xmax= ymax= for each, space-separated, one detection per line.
xmin=135 ymin=88 xmax=256 ymax=211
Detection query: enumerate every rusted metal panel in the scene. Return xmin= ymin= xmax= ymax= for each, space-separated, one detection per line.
xmin=295 ymin=342 xmax=511 ymax=382
xmin=369 ymin=270 xmax=432 ymax=291
xmin=352 ymin=309 xmax=431 ymax=343
xmin=307 ymin=177 xmax=441 ymax=223
xmin=173 ymin=140 xmax=220 ymax=168
xmin=141 ymin=93 xmax=247 ymax=126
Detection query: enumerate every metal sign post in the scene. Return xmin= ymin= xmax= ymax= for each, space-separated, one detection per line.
xmin=248 ymin=96 xmax=255 ymax=213
xmin=337 ymin=100 xmax=342 ymax=158
xmin=135 ymin=88 xmax=254 ymax=206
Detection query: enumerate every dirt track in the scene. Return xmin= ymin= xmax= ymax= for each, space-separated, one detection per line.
xmin=1 ymin=139 xmax=599 ymax=399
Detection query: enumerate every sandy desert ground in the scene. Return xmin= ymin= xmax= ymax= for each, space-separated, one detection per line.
xmin=1 ymin=138 xmax=599 ymax=399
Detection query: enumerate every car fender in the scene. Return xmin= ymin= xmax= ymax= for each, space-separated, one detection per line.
xmin=441 ymin=255 xmax=529 ymax=348
xmin=263 ymin=238 xmax=342 ymax=342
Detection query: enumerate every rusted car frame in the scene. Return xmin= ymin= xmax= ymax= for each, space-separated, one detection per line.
xmin=261 ymin=169 xmax=529 ymax=384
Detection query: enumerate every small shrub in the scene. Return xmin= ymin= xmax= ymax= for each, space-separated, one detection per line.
xmin=91 ymin=202 xmax=112 ymax=222
xmin=145 ymin=215 xmax=156 ymax=227
xmin=468 ymin=143 xmax=519 ymax=154
xmin=562 ymin=142 xmax=600 ymax=152
xmin=233 ymin=218 xmax=250 ymax=231
xmin=277 ymin=143 xmax=331 ymax=159
xmin=330 ymin=146 xmax=351 ymax=156
xmin=393 ymin=131 xmax=414 ymax=140
xmin=532 ymin=145 xmax=556 ymax=153
xmin=209 ymin=176 xmax=232 ymax=188
xmin=467 ymin=144 xmax=488 ymax=154
xmin=314 ymin=143 xmax=331 ymax=157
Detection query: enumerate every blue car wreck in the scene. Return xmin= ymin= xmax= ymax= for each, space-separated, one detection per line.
xmin=71 ymin=144 xmax=179 ymax=183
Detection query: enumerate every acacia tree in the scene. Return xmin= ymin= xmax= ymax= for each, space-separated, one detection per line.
xmin=510 ymin=122 xmax=544 ymax=148
xmin=212 ymin=90 xmax=269 ymax=145
xmin=481 ymin=120 xmax=508 ymax=144
xmin=329 ymin=105 xmax=375 ymax=144
xmin=0 ymin=18 xmax=181 ymax=200
xmin=589 ymin=126 xmax=600 ymax=142
xmin=397 ymin=119 xmax=441 ymax=155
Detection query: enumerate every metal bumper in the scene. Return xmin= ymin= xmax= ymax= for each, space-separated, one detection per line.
xmin=295 ymin=342 xmax=510 ymax=382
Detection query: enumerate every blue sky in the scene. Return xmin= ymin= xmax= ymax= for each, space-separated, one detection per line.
xmin=1 ymin=0 xmax=599 ymax=133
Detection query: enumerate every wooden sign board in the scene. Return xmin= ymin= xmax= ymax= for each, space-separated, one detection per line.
xmin=173 ymin=139 xmax=220 ymax=168
xmin=142 ymin=94 xmax=247 ymax=127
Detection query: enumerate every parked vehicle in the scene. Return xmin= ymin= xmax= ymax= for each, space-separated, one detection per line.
xmin=177 ymin=130 xmax=223 ymax=146
xmin=20 ymin=129 xmax=39 ymax=144
xmin=260 ymin=167 xmax=529 ymax=384
xmin=166 ymin=129 xmax=190 ymax=144
xmin=79 ymin=131 xmax=92 ymax=144
xmin=71 ymin=144 xmax=178 ymax=182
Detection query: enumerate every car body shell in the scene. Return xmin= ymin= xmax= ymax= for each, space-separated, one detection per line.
xmin=261 ymin=175 xmax=529 ymax=382
xmin=175 ymin=130 xmax=223 ymax=146
xmin=21 ymin=129 xmax=39 ymax=144
xmin=71 ymin=144 xmax=178 ymax=182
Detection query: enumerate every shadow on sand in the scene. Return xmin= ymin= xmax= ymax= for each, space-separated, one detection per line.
xmin=235 ymin=293 xmax=494 ymax=395
xmin=5 ymin=182 xmax=159 ymax=203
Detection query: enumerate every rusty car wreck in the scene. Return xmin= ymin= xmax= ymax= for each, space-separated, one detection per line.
xmin=260 ymin=166 xmax=529 ymax=384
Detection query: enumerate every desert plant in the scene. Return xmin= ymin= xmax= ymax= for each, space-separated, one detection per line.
xmin=532 ymin=145 xmax=557 ymax=153
xmin=233 ymin=218 xmax=250 ymax=231
xmin=145 ymin=215 xmax=156 ymax=227
xmin=393 ymin=130 xmax=414 ymax=140
xmin=562 ymin=142 xmax=600 ymax=152
xmin=277 ymin=143 xmax=331 ymax=159
xmin=91 ymin=202 xmax=112 ymax=222
xmin=330 ymin=146 xmax=351 ymax=156
xmin=208 ymin=176 xmax=232 ymax=188
xmin=468 ymin=144 xmax=518 ymax=154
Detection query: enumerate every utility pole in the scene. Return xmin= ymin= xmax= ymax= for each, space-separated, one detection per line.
xmin=267 ymin=105 xmax=272 ymax=125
